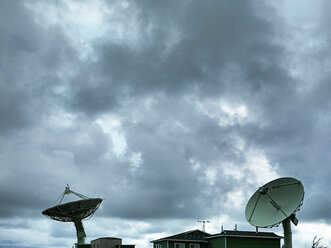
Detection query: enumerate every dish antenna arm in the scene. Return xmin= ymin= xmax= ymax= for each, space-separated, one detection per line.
xmin=248 ymin=193 xmax=261 ymax=222
xmin=55 ymin=184 xmax=88 ymax=204
xmin=264 ymin=191 xmax=288 ymax=218
xmin=270 ymin=182 xmax=300 ymax=189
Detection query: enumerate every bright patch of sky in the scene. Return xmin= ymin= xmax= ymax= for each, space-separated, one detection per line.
xmin=96 ymin=114 xmax=127 ymax=156
xmin=195 ymin=98 xmax=252 ymax=127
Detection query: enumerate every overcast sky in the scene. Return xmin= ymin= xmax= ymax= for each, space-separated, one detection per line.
xmin=1 ymin=0 xmax=331 ymax=247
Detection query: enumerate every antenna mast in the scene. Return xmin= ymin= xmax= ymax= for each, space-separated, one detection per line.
xmin=197 ymin=220 xmax=210 ymax=232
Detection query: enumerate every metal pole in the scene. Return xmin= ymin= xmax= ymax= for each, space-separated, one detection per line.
xmin=282 ymin=218 xmax=292 ymax=248
xmin=74 ymin=220 xmax=86 ymax=244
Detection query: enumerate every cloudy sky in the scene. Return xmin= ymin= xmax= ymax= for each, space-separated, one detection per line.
xmin=1 ymin=0 xmax=331 ymax=247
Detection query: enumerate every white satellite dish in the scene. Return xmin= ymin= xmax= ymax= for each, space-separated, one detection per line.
xmin=245 ymin=177 xmax=304 ymax=248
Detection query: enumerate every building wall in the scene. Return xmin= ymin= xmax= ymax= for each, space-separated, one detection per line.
xmin=119 ymin=245 xmax=135 ymax=248
xmin=209 ymin=237 xmax=225 ymax=248
xmin=75 ymin=244 xmax=91 ymax=248
xmin=154 ymin=240 xmax=168 ymax=248
xmin=227 ymin=237 xmax=280 ymax=248
xmin=154 ymin=241 xmax=209 ymax=248
xmin=208 ymin=237 xmax=280 ymax=248
xmin=91 ymin=238 xmax=122 ymax=248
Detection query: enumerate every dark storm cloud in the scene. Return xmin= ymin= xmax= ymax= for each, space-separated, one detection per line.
xmin=0 ymin=0 xmax=39 ymax=133
xmin=0 ymin=0 xmax=79 ymax=221
xmin=1 ymin=0 xmax=331 ymax=247
xmin=0 ymin=0 xmax=76 ymax=135
xmin=67 ymin=0 xmax=284 ymax=115
xmin=65 ymin=0 xmax=290 ymax=220
xmin=78 ymin=0 xmax=331 ymax=225
xmin=0 ymin=0 xmax=287 ymax=220
xmin=0 ymin=119 xmax=114 ymax=218
xmin=304 ymin=194 xmax=331 ymax=221
xmin=31 ymin=0 xmax=290 ymax=223
xmin=0 ymin=241 xmax=35 ymax=248
xmin=234 ymin=1 xmax=331 ymax=223
xmin=97 ymin=96 xmax=252 ymax=220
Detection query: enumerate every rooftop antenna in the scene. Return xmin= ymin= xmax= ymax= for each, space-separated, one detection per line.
xmin=42 ymin=185 xmax=102 ymax=246
xmin=245 ymin=177 xmax=304 ymax=248
xmin=197 ymin=220 xmax=210 ymax=232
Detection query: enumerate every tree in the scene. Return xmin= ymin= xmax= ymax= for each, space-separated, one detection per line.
xmin=311 ymin=236 xmax=328 ymax=248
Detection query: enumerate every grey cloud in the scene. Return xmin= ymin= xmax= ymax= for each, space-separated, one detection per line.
xmin=0 ymin=1 xmax=77 ymax=135
xmin=59 ymin=0 xmax=289 ymax=220
xmin=0 ymin=121 xmax=113 ymax=218
xmin=303 ymin=193 xmax=331 ymax=221
xmin=0 ymin=0 xmax=39 ymax=133
xmin=1 ymin=0 xmax=331 ymax=247
xmin=96 ymin=97 xmax=251 ymax=219
xmin=67 ymin=0 xmax=283 ymax=115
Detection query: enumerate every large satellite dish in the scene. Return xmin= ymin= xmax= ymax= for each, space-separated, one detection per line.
xmin=42 ymin=185 xmax=102 ymax=245
xmin=245 ymin=177 xmax=304 ymax=248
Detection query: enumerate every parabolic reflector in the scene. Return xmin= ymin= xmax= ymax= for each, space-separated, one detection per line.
xmin=245 ymin=177 xmax=304 ymax=228
xmin=42 ymin=185 xmax=103 ymax=245
xmin=42 ymin=198 xmax=102 ymax=222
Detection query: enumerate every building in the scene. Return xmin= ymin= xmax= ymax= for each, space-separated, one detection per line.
xmin=91 ymin=237 xmax=135 ymax=248
xmin=151 ymin=230 xmax=211 ymax=248
xmin=206 ymin=230 xmax=282 ymax=248
xmin=151 ymin=229 xmax=282 ymax=248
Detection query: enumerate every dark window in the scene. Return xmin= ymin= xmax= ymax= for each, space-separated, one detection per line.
xmin=175 ymin=243 xmax=185 ymax=248
xmin=190 ymin=244 xmax=200 ymax=248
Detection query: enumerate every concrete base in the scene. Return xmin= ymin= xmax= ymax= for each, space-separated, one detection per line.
xmin=75 ymin=243 xmax=91 ymax=248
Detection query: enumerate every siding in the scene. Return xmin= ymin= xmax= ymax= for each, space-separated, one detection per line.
xmin=208 ymin=237 xmax=280 ymax=248
xmin=154 ymin=241 xmax=209 ymax=248
xmin=227 ymin=237 xmax=280 ymax=248
xmin=209 ymin=237 xmax=225 ymax=248
xmin=169 ymin=241 xmax=209 ymax=248
xmin=154 ymin=241 xmax=168 ymax=248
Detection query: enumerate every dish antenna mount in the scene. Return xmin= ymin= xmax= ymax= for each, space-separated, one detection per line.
xmin=42 ymin=185 xmax=102 ymax=245
xmin=245 ymin=177 xmax=304 ymax=248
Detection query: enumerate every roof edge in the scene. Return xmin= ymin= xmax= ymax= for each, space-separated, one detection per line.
xmin=205 ymin=231 xmax=283 ymax=240
xmin=151 ymin=229 xmax=211 ymax=243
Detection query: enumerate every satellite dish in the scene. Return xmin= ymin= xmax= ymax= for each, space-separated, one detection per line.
xmin=245 ymin=177 xmax=304 ymax=248
xmin=42 ymin=185 xmax=102 ymax=245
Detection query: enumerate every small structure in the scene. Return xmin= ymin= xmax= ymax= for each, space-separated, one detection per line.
xmin=152 ymin=229 xmax=282 ymax=248
xmin=91 ymin=237 xmax=135 ymax=248
xmin=91 ymin=237 xmax=122 ymax=248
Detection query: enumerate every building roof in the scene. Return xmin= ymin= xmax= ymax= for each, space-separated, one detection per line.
xmin=206 ymin=230 xmax=282 ymax=240
xmin=151 ymin=230 xmax=211 ymax=243
xmin=91 ymin=237 xmax=122 ymax=241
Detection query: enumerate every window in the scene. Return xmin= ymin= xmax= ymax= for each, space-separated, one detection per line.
xmin=175 ymin=243 xmax=185 ymax=248
xmin=156 ymin=244 xmax=162 ymax=248
xmin=189 ymin=244 xmax=200 ymax=248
